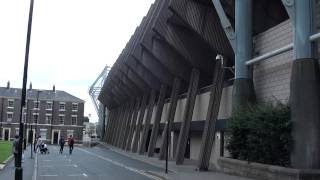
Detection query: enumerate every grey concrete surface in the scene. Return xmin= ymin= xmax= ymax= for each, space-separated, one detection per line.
xmin=35 ymin=145 xmax=165 ymax=180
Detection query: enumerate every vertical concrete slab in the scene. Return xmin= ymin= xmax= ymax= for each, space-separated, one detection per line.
xmin=159 ymin=77 xmax=182 ymax=160
xmin=139 ymin=90 xmax=157 ymax=154
xmin=175 ymin=69 xmax=200 ymax=165
xmin=132 ymin=94 xmax=148 ymax=153
xmin=125 ymin=98 xmax=141 ymax=151
xmin=148 ymin=84 xmax=167 ymax=157
xmin=198 ymin=59 xmax=225 ymax=170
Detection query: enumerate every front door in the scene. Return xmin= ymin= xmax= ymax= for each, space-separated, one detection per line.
xmin=28 ymin=130 xmax=34 ymax=144
xmin=53 ymin=132 xmax=59 ymax=144
xmin=4 ymin=129 xmax=9 ymax=141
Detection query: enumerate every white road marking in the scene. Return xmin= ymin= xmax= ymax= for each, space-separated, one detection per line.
xmin=78 ymin=148 xmax=163 ymax=180
xmin=74 ymin=164 xmax=78 ymax=168
xmin=68 ymin=174 xmax=83 ymax=177
xmin=32 ymin=151 xmax=38 ymax=180
xmin=82 ymin=173 xmax=88 ymax=177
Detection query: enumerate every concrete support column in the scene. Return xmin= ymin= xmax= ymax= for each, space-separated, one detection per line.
xmin=198 ymin=58 xmax=225 ymax=170
xmin=159 ymin=77 xmax=182 ymax=160
xmin=232 ymin=0 xmax=255 ymax=109
xmin=101 ymin=105 xmax=106 ymax=141
xmin=105 ymin=109 xmax=114 ymax=143
xmin=148 ymin=84 xmax=167 ymax=157
xmin=120 ymin=101 xmax=135 ymax=149
xmin=175 ymin=69 xmax=200 ymax=165
xmin=111 ymin=109 xmax=120 ymax=145
xmin=291 ymin=0 xmax=320 ymax=169
xmin=114 ymin=104 xmax=125 ymax=147
xmin=125 ymin=98 xmax=141 ymax=151
xmin=132 ymin=94 xmax=148 ymax=153
xmin=108 ymin=109 xmax=117 ymax=144
xmin=117 ymin=103 xmax=130 ymax=147
xmin=138 ymin=90 xmax=157 ymax=154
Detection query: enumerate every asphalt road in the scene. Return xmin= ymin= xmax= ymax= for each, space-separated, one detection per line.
xmin=35 ymin=145 xmax=164 ymax=180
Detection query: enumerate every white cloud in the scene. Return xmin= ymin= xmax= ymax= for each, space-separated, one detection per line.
xmin=0 ymin=0 xmax=154 ymax=122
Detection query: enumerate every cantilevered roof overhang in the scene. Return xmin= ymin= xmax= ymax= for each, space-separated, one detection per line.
xmin=98 ymin=0 xmax=288 ymax=109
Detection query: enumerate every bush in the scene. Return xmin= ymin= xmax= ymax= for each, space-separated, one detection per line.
xmin=226 ymin=103 xmax=292 ymax=167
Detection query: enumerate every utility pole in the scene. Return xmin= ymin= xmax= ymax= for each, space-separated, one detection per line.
xmin=16 ymin=0 xmax=34 ymax=179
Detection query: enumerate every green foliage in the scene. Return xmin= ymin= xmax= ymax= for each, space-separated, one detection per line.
xmin=0 ymin=141 xmax=12 ymax=163
xmin=226 ymin=103 xmax=292 ymax=167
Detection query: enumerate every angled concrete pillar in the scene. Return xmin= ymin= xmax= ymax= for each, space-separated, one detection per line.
xmin=159 ymin=77 xmax=182 ymax=160
xmin=125 ymin=98 xmax=141 ymax=151
xmin=148 ymin=84 xmax=167 ymax=157
xmin=110 ymin=107 xmax=121 ymax=145
xmin=291 ymin=0 xmax=320 ymax=169
xmin=117 ymin=103 xmax=130 ymax=147
xmin=114 ymin=105 xmax=126 ymax=146
xmin=105 ymin=110 xmax=115 ymax=143
xmin=232 ymin=0 xmax=255 ymax=109
xmin=138 ymin=90 xmax=157 ymax=155
xmin=175 ymin=69 xmax=200 ymax=165
xmin=198 ymin=58 xmax=225 ymax=170
xmin=132 ymin=94 xmax=148 ymax=153
xmin=121 ymin=101 xmax=135 ymax=149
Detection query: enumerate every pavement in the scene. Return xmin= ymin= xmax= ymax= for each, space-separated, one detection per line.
xmin=0 ymin=146 xmax=35 ymax=180
xmin=99 ymin=142 xmax=253 ymax=180
xmin=0 ymin=143 xmax=253 ymax=180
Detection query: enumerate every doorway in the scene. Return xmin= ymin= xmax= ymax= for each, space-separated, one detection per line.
xmin=52 ymin=131 xmax=59 ymax=144
xmin=28 ymin=130 xmax=34 ymax=144
xmin=4 ymin=128 xmax=10 ymax=141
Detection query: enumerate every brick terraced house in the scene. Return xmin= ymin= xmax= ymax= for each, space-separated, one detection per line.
xmin=0 ymin=82 xmax=84 ymax=144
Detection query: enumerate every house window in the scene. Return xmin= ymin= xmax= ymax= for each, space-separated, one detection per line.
xmin=34 ymin=101 xmax=40 ymax=109
xmin=71 ymin=115 xmax=77 ymax=125
xmin=59 ymin=102 xmax=65 ymax=111
xmin=46 ymin=101 xmax=53 ymax=110
xmin=23 ymin=113 xmax=27 ymax=123
xmin=8 ymin=99 xmax=14 ymax=108
xmin=7 ymin=112 xmax=13 ymax=122
xmin=59 ymin=115 xmax=65 ymax=125
xmin=67 ymin=130 xmax=74 ymax=138
xmin=72 ymin=103 xmax=78 ymax=112
xmin=40 ymin=129 xmax=47 ymax=140
xmin=33 ymin=113 xmax=39 ymax=123
xmin=45 ymin=114 xmax=52 ymax=124
xmin=15 ymin=128 xmax=19 ymax=136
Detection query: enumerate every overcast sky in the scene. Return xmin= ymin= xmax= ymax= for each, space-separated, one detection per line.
xmin=0 ymin=0 xmax=154 ymax=122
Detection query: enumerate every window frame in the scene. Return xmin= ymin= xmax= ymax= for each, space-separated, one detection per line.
xmin=59 ymin=102 xmax=65 ymax=111
xmin=46 ymin=101 xmax=53 ymax=111
xmin=72 ymin=103 xmax=78 ymax=112
xmin=33 ymin=100 xmax=40 ymax=110
xmin=33 ymin=113 xmax=39 ymax=124
xmin=71 ymin=115 xmax=77 ymax=125
xmin=7 ymin=112 xmax=13 ymax=122
xmin=58 ymin=114 xmax=65 ymax=125
xmin=7 ymin=99 xmax=14 ymax=109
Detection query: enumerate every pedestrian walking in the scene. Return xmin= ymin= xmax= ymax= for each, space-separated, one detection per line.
xmin=12 ymin=135 xmax=19 ymax=167
xmin=68 ymin=135 xmax=74 ymax=155
xmin=35 ymin=136 xmax=42 ymax=153
xmin=59 ymin=137 xmax=65 ymax=154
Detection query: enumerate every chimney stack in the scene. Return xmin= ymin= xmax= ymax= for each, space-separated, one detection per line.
xmin=29 ymin=82 xmax=32 ymax=91
xmin=6 ymin=81 xmax=10 ymax=89
xmin=53 ymin=85 xmax=56 ymax=93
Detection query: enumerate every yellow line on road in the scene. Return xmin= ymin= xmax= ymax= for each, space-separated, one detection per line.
xmin=77 ymin=148 xmax=164 ymax=180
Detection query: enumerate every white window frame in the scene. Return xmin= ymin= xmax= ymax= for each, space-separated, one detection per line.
xmin=72 ymin=103 xmax=78 ymax=112
xmin=33 ymin=100 xmax=40 ymax=110
xmin=7 ymin=112 xmax=13 ymax=122
xmin=46 ymin=101 xmax=53 ymax=110
xmin=71 ymin=115 xmax=77 ymax=125
xmin=67 ymin=130 xmax=74 ymax=138
xmin=7 ymin=99 xmax=14 ymax=109
xmin=59 ymin=102 xmax=65 ymax=111
xmin=33 ymin=113 xmax=39 ymax=124
xmin=59 ymin=114 xmax=65 ymax=125
xmin=15 ymin=128 xmax=19 ymax=136
xmin=40 ymin=129 xmax=47 ymax=141
xmin=45 ymin=114 xmax=52 ymax=124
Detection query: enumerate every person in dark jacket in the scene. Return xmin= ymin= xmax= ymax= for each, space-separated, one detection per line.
xmin=12 ymin=135 xmax=19 ymax=167
xmin=68 ymin=135 xmax=74 ymax=155
xmin=59 ymin=137 xmax=65 ymax=154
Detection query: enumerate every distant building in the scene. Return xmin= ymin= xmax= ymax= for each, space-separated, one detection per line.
xmin=0 ymin=82 xmax=85 ymax=144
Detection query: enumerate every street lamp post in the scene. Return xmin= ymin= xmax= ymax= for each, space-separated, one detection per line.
xmin=15 ymin=0 xmax=34 ymax=179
